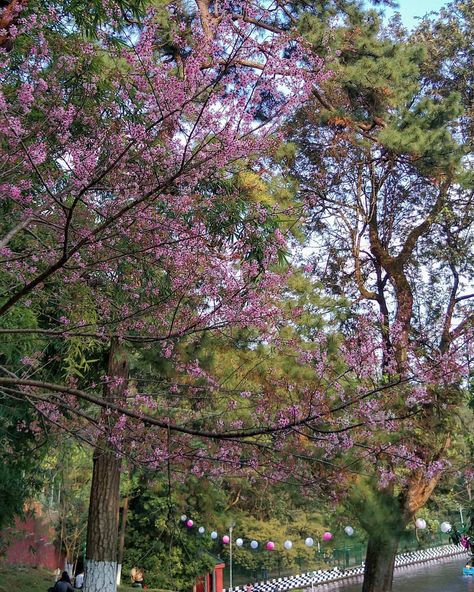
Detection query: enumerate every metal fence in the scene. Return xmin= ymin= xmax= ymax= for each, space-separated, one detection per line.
xmin=223 ymin=531 xmax=454 ymax=588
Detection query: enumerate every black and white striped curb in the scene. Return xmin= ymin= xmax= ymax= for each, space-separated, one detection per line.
xmin=224 ymin=544 xmax=467 ymax=592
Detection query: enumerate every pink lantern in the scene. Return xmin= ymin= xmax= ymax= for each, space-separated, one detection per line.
xmin=266 ymin=541 xmax=275 ymax=550
xmin=322 ymin=532 xmax=333 ymax=541
xmin=222 ymin=535 xmax=230 ymax=544
xmin=186 ymin=519 xmax=194 ymax=528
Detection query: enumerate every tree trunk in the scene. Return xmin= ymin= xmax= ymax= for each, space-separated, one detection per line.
xmin=360 ymin=440 xmax=450 ymax=592
xmin=362 ymin=535 xmax=399 ymax=592
xmin=84 ymin=339 xmax=129 ymax=592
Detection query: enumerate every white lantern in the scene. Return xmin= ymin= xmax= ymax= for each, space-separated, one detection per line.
xmin=440 ymin=522 xmax=451 ymax=533
xmin=180 ymin=514 xmax=187 ymax=522
xmin=236 ymin=538 xmax=244 ymax=547
xmin=415 ymin=519 xmax=426 ymax=530
xmin=344 ymin=526 xmax=354 ymax=536
xmin=211 ymin=531 xmax=218 ymax=539
xmin=250 ymin=540 xmax=259 ymax=549
xmin=284 ymin=540 xmax=293 ymax=550
xmin=198 ymin=527 xmax=205 ymax=534
xmin=305 ymin=537 xmax=314 ymax=547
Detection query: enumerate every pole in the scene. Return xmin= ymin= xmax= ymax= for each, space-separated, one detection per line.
xmin=116 ymin=495 xmax=129 ymax=586
xmin=460 ymin=507 xmax=464 ymax=525
xmin=229 ymin=525 xmax=233 ymax=591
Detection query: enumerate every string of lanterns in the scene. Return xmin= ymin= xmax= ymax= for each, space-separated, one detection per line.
xmin=180 ymin=514 xmax=343 ymax=549
xmin=415 ymin=518 xmax=452 ymax=534
xmin=180 ymin=515 xmax=453 ymax=548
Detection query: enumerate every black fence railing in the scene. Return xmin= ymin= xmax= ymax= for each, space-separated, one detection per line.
xmin=223 ymin=531 xmax=455 ymax=589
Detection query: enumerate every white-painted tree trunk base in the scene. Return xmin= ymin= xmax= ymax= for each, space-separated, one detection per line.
xmin=116 ymin=563 xmax=122 ymax=586
xmin=84 ymin=559 xmax=117 ymax=592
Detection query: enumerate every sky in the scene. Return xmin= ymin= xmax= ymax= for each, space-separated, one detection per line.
xmin=383 ymin=0 xmax=449 ymax=28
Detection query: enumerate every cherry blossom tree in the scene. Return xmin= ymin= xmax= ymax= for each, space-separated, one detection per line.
xmin=2 ymin=3 xmax=468 ymax=592
xmin=0 ymin=2 xmax=330 ymax=590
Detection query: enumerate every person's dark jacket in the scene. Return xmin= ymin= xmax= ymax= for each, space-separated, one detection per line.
xmin=54 ymin=581 xmax=74 ymax=592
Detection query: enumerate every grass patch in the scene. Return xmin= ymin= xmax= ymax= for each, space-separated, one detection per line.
xmin=0 ymin=564 xmax=53 ymax=592
xmin=0 ymin=564 xmax=172 ymax=592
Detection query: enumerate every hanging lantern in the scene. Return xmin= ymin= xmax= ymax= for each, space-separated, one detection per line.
xmin=415 ymin=519 xmax=426 ymax=530
xmin=186 ymin=519 xmax=194 ymax=528
xmin=440 ymin=522 xmax=451 ymax=533
xmin=198 ymin=527 xmax=205 ymax=534
xmin=284 ymin=540 xmax=293 ymax=550
xmin=236 ymin=538 xmax=244 ymax=547
xmin=305 ymin=537 xmax=314 ymax=547
xmin=266 ymin=541 xmax=275 ymax=551
xmin=344 ymin=526 xmax=354 ymax=537
xmin=250 ymin=540 xmax=259 ymax=549
xmin=322 ymin=532 xmax=333 ymax=542
xmin=180 ymin=515 xmax=187 ymax=522
xmin=211 ymin=531 xmax=218 ymax=540
xmin=222 ymin=535 xmax=230 ymax=544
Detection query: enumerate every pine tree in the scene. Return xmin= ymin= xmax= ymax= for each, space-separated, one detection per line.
xmin=289 ymin=5 xmax=472 ymax=591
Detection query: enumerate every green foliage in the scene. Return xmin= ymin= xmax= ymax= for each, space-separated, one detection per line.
xmin=0 ymin=399 xmax=48 ymax=529
xmin=61 ymin=287 xmax=102 ymax=378
xmin=414 ymin=0 xmax=474 ymax=146
xmin=42 ymin=442 xmax=92 ymax=563
xmin=294 ymin=0 xmax=465 ymax=176
xmin=0 ymin=298 xmax=49 ymax=529
xmin=223 ymin=511 xmax=330 ymax=574
xmin=0 ymin=566 xmax=54 ymax=592
xmin=1 ymin=1 xmax=471 ymax=587
xmin=61 ymin=0 xmax=149 ymax=34
xmin=296 ymin=1 xmax=396 ymax=55
xmin=378 ymin=92 xmax=463 ymax=173
xmin=0 ymin=305 xmax=42 ymax=366
xmin=346 ymin=479 xmax=404 ymax=540
xmin=121 ymin=467 xmax=355 ymax=587
xmin=123 ymin=478 xmax=220 ymax=590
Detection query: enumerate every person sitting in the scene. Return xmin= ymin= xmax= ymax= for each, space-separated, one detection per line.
xmin=131 ymin=567 xmax=145 ymax=588
xmin=74 ymin=571 xmax=84 ymax=589
xmin=54 ymin=572 xmax=74 ymax=592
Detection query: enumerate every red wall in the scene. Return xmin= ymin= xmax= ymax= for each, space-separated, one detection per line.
xmin=214 ymin=563 xmax=224 ymax=592
xmin=2 ymin=506 xmax=64 ymax=571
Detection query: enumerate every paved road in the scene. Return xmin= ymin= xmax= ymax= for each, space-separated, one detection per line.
xmin=311 ymin=555 xmax=474 ymax=592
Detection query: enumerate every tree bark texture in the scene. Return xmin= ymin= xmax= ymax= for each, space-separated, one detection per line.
xmin=84 ymin=339 xmax=129 ymax=592
xmin=362 ymin=535 xmax=399 ymax=592
xmin=84 ymin=560 xmax=117 ymax=592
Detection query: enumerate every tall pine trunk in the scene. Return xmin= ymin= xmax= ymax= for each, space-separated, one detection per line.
xmin=84 ymin=339 xmax=129 ymax=592
xmin=362 ymin=535 xmax=399 ymax=592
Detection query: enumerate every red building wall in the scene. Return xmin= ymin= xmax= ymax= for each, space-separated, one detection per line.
xmin=2 ymin=506 xmax=64 ymax=571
